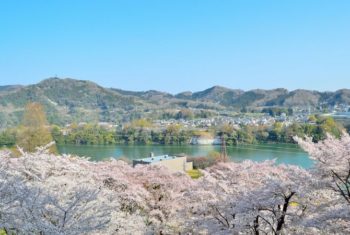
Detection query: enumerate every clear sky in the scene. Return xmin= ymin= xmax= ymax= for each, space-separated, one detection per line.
xmin=0 ymin=0 xmax=349 ymax=93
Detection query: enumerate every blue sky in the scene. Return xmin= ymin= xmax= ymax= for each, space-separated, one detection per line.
xmin=0 ymin=0 xmax=349 ymax=93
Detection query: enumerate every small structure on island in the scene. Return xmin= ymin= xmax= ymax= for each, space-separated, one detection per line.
xmin=133 ymin=153 xmax=193 ymax=172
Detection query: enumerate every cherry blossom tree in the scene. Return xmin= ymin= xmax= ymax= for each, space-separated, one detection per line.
xmin=295 ymin=132 xmax=350 ymax=233
xmin=232 ymin=166 xmax=311 ymax=235
xmin=0 ymin=155 xmax=29 ymax=234
xmin=0 ymin=145 xmax=115 ymax=234
xmin=0 ymin=145 xmax=193 ymax=234
xmin=180 ymin=161 xmax=312 ymax=234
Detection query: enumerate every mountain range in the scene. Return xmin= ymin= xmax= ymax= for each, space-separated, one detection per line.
xmin=0 ymin=78 xmax=349 ymax=129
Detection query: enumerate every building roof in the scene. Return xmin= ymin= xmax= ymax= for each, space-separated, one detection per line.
xmin=134 ymin=155 xmax=177 ymax=164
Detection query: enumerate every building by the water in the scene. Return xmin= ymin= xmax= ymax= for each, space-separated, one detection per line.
xmin=133 ymin=154 xmax=193 ymax=172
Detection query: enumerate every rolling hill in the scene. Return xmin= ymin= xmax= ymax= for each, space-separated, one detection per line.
xmin=0 ymin=77 xmax=349 ymax=128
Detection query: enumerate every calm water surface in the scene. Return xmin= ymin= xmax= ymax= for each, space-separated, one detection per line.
xmin=57 ymin=143 xmax=313 ymax=168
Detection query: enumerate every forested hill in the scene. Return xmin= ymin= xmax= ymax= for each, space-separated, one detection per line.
xmin=0 ymin=77 xmax=349 ymax=128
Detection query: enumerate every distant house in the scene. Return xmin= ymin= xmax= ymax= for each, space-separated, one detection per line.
xmin=133 ymin=154 xmax=193 ymax=172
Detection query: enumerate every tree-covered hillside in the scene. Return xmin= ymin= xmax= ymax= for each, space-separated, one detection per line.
xmin=0 ymin=77 xmax=349 ymax=129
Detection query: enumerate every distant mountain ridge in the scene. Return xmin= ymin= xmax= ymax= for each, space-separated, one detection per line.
xmin=0 ymin=77 xmax=349 ymax=128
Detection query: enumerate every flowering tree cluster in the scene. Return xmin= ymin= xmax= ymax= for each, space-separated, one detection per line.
xmin=295 ymin=133 xmax=350 ymax=233
xmin=0 ymin=134 xmax=349 ymax=234
xmin=180 ymin=161 xmax=313 ymax=234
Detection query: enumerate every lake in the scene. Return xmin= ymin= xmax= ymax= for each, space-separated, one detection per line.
xmin=332 ymin=112 xmax=350 ymax=118
xmin=57 ymin=143 xmax=313 ymax=168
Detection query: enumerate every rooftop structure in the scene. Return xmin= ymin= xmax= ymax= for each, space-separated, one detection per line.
xmin=133 ymin=155 xmax=177 ymax=164
xmin=133 ymin=154 xmax=193 ymax=172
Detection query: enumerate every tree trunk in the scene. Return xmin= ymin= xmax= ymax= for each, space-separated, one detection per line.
xmin=253 ymin=216 xmax=260 ymax=235
xmin=276 ymin=192 xmax=295 ymax=234
xmin=3 ymin=228 xmax=10 ymax=235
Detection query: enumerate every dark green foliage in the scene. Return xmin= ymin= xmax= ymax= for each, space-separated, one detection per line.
xmin=213 ymin=117 xmax=344 ymax=145
xmin=124 ymin=125 xmax=192 ymax=145
xmin=0 ymin=128 xmax=17 ymax=146
xmin=262 ymin=108 xmax=291 ymax=117
xmin=52 ymin=123 xmax=193 ymax=145
xmin=51 ymin=125 xmax=65 ymax=144
xmin=60 ymin=124 xmax=117 ymax=145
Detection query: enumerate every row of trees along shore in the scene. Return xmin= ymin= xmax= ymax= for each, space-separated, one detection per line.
xmin=1 ymin=109 xmax=346 ymax=149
